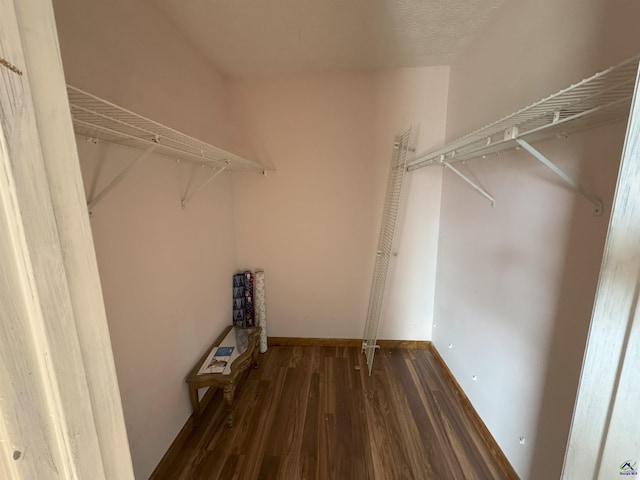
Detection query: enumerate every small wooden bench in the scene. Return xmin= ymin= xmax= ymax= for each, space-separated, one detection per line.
xmin=186 ymin=326 xmax=261 ymax=427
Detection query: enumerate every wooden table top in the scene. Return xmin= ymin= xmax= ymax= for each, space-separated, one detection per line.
xmin=186 ymin=326 xmax=261 ymax=386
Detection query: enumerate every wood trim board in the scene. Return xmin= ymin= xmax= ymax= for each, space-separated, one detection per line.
xmin=267 ymin=336 xmax=430 ymax=349
xmin=428 ymin=344 xmax=520 ymax=479
xmin=148 ymin=387 xmax=216 ymax=480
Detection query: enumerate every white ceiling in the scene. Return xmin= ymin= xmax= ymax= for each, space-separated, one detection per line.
xmin=151 ymin=0 xmax=508 ymax=76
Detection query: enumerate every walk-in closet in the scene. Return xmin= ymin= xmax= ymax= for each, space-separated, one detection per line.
xmin=2 ymin=1 xmax=639 ymax=479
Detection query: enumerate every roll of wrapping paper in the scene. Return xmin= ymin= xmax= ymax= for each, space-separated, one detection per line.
xmin=244 ymin=271 xmax=255 ymax=327
xmin=232 ymin=273 xmax=246 ymax=327
xmin=254 ymin=269 xmax=268 ymax=353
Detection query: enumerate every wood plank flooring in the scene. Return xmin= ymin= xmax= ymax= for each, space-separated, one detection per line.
xmin=155 ymin=346 xmax=517 ymax=480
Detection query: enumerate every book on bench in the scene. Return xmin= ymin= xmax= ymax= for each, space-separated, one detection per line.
xmin=198 ymin=346 xmax=235 ymax=375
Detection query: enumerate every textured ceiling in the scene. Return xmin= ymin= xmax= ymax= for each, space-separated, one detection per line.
xmin=151 ymin=0 xmax=508 ymax=76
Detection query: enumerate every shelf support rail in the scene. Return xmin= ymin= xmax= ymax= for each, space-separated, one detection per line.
xmin=181 ymin=165 xmax=227 ymax=209
xmin=361 ymin=340 xmax=380 ymax=354
xmin=515 ymin=139 xmax=603 ymax=216
xmin=88 ymin=143 xmax=157 ymax=213
xmin=442 ymin=160 xmax=496 ymax=207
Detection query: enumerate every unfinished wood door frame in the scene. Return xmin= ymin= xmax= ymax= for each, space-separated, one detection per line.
xmin=0 ymin=0 xmax=133 ymax=478
xmin=562 ymin=66 xmax=640 ymax=478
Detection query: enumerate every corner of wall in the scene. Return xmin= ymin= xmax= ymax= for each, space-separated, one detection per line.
xmin=433 ymin=1 xmax=640 ymax=478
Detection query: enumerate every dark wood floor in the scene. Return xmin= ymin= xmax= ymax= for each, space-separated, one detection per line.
xmin=156 ymin=346 xmax=515 ymax=479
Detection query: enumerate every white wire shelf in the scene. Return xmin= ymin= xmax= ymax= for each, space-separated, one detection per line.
xmin=67 ymin=85 xmax=266 ymax=173
xmin=363 ymin=128 xmax=412 ymax=375
xmin=408 ymin=54 xmax=640 ymax=171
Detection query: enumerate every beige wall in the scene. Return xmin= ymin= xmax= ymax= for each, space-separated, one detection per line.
xmin=53 ymin=0 xmax=244 ymax=478
xmin=434 ymin=0 xmax=640 ymax=478
xmin=78 ymin=143 xmax=238 ymax=479
xmin=228 ymin=67 xmax=448 ymax=340
xmin=228 ymin=74 xmax=378 ymax=339
xmin=372 ymin=68 xmax=448 ymax=341
xmin=53 ymin=0 xmax=233 ymax=151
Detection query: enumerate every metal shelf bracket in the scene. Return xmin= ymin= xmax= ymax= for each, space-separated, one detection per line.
xmin=87 ymin=143 xmax=157 ymax=213
xmin=442 ymin=161 xmax=496 ymax=207
xmin=515 ymin=139 xmax=603 ymax=216
xmin=181 ymin=164 xmax=228 ymax=209
xmin=361 ymin=340 xmax=380 ymax=354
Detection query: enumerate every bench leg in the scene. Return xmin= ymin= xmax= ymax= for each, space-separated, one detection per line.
xmin=189 ymin=385 xmax=200 ymax=426
xmin=223 ymin=383 xmax=236 ymax=427
xmin=252 ymin=337 xmax=261 ymax=368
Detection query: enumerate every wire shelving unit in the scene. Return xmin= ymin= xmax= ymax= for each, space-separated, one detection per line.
xmin=407 ymin=54 xmax=640 ymax=215
xmin=409 ymin=55 xmax=639 ymax=170
xmin=67 ymin=85 xmax=267 ymax=211
xmin=362 ymin=128 xmax=412 ymax=375
xmin=67 ymin=85 xmax=265 ymax=173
